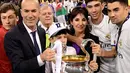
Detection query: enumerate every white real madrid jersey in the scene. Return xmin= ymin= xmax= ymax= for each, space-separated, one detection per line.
xmin=116 ymin=18 xmax=130 ymax=73
xmin=89 ymin=15 xmax=118 ymax=73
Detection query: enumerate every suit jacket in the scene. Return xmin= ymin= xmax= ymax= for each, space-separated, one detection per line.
xmin=4 ymin=22 xmax=46 ymax=73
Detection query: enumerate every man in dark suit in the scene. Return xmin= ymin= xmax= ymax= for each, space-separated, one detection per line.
xmin=4 ymin=0 xmax=55 ymax=73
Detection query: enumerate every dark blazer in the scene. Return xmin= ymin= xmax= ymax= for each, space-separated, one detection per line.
xmin=4 ymin=22 xmax=46 ymax=73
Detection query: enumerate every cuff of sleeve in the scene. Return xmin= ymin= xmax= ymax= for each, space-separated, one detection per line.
xmin=37 ymin=55 xmax=45 ymax=66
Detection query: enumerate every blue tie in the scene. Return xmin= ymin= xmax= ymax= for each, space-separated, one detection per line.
xmin=31 ymin=31 xmax=40 ymax=55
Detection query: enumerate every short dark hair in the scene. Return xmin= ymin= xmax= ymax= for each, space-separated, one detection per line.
xmin=85 ymin=0 xmax=104 ymax=5
xmin=107 ymin=0 xmax=128 ymax=6
xmin=0 ymin=3 xmax=19 ymax=24
xmin=0 ymin=3 xmax=18 ymax=16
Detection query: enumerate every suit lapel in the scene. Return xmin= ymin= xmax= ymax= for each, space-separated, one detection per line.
xmin=37 ymin=26 xmax=46 ymax=52
xmin=18 ymin=23 xmax=37 ymax=56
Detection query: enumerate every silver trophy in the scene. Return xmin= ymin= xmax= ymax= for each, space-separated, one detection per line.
xmin=63 ymin=39 xmax=97 ymax=73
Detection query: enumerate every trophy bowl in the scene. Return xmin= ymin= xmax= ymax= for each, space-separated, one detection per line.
xmin=62 ymin=55 xmax=89 ymax=73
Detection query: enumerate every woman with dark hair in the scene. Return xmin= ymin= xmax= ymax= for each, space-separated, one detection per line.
xmin=67 ymin=6 xmax=100 ymax=72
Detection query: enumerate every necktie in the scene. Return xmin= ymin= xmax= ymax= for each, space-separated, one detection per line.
xmin=31 ymin=31 xmax=40 ymax=55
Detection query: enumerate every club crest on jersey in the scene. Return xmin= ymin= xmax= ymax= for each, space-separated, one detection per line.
xmin=118 ymin=39 xmax=122 ymax=49
xmin=105 ymin=33 xmax=110 ymax=40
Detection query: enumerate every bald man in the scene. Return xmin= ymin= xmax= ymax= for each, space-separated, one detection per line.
xmin=4 ymin=0 xmax=55 ymax=73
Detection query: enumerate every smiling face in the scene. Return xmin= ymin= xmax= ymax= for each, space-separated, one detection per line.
xmin=70 ymin=13 xmax=88 ymax=34
xmin=39 ymin=6 xmax=53 ymax=28
xmin=86 ymin=1 xmax=104 ymax=20
xmin=21 ymin=0 xmax=40 ymax=30
xmin=107 ymin=1 xmax=128 ymax=25
xmin=1 ymin=10 xmax=18 ymax=30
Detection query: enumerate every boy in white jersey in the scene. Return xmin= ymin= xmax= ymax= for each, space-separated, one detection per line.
xmin=107 ymin=0 xmax=130 ymax=73
xmin=48 ymin=22 xmax=99 ymax=73
xmin=85 ymin=0 xmax=118 ymax=73
xmin=48 ymin=22 xmax=76 ymax=73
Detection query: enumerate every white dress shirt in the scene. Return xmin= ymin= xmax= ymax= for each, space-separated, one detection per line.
xmin=23 ymin=21 xmax=44 ymax=66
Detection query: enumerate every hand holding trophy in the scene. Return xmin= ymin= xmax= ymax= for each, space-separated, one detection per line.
xmin=81 ymin=39 xmax=98 ymax=73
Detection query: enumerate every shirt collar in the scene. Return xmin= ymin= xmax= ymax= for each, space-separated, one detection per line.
xmin=38 ymin=21 xmax=48 ymax=31
xmin=23 ymin=21 xmax=37 ymax=34
xmin=89 ymin=14 xmax=106 ymax=29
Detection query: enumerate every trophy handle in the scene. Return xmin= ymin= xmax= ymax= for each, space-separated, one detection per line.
xmin=81 ymin=39 xmax=97 ymax=73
